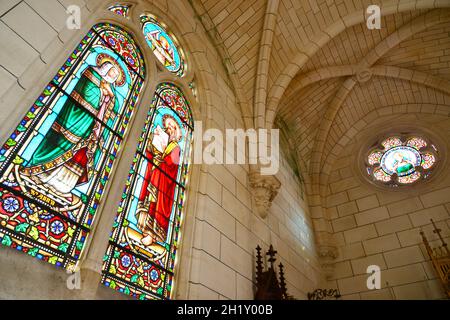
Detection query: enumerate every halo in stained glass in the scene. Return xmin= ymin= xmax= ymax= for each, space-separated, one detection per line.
xmin=141 ymin=15 xmax=185 ymax=77
xmin=0 ymin=23 xmax=145 ymax=270
xmin=101 ymin=83 xmax=194 ymax=300
xmin=380 ymin=146 xmax=421 ymax=177
xmin=93 ymin=23 xmax=145 ymax=77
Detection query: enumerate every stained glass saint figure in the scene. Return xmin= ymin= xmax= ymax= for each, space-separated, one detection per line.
xmin=0 ymin=23 xmax=145 ymax=270
xmin=392 ymin=152 xmax=414 ymax=175
xmin=367 ymin=135 xmax=437 ymax=185
xmin=145 ymin=30 xmax=175 ymax=70
xmin=101 ymin=83 xmax=193 ymax=299
xmin=141 ymin=15 xmax=185 ymax=76
xmin=21 ymin=55 xmax=125 ymax=196
xmin=137 ymin=114 xmax=181 ymax=245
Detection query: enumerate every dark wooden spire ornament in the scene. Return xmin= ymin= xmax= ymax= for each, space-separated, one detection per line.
xmin=254 ymin=244 xmax=294 ymax=300
xmin=256 ymin=245 xmax=264 ymax=285
xmin=266 ymin=245 xmax=277 ymax=268
xmin=278 ymin=262 xmax=288 ymax=299
xmin=420 ymin=219 xmax=450 ymax=298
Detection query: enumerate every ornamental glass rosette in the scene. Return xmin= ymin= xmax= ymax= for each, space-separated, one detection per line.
xmin=366 ymin=136 xmax=437 ymax=186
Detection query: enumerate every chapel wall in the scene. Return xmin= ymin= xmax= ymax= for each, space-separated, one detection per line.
xmin=177 ymin=66 xmax=323 ymax=299
xmin=0 ymin=0 xmax=324 ymax=300
xmin=325 ymin=115 xmax=450 ymax=300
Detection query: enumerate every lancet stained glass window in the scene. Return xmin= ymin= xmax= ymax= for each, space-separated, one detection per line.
xmin=0 ymin=23 xmax=145 ymax=271
xmin=141 ymin=15 xmax=186 ymax=77
xmin=101 ymin=83 xmax=193 ymax=300
xmin=366 ymin=135 xmax=437 ymax=186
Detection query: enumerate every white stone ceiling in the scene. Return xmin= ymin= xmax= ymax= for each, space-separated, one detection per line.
xmin=196 ymin=0 xmax=450 ymax=187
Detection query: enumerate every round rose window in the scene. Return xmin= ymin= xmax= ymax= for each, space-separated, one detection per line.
xmin=366 ymin=136 xmax=437 ymax=185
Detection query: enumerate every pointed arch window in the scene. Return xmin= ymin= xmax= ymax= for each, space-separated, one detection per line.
xmin=141 ymin=15 xmax=186 ymax=77
xmin=101 ymin=83 xmax=194 ymax=300
xmin=0 ymin=23 xmax=145 ymax=271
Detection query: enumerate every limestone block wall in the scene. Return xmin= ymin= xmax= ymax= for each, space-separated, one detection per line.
xmin=178 ymin=69 xmax=322 ymax=299
xmin=0 ymin=0 xmax=323 ymax=299
xmin=325 ymin=116 xmax=450 ymax=300
xmin=184 ymin=156 xmax=322 ymax=299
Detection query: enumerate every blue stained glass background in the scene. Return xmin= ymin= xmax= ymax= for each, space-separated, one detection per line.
xmin=143 ymin=22 xmax=181 ymax=74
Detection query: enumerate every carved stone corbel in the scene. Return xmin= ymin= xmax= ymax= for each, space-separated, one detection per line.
xmin=249 ymin=172 xmax=281 ymax=219
xmin=315 ymin=230 xmax=339 ymax=279
xmin=318 ymin=245 xmax=339 ymax=279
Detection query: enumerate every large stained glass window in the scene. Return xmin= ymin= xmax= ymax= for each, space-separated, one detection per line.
xmin=0 ymin=23 xmax=145 ymax=271
xmin=366 ymin=135 xmax=438 ymax=186
xmin=141 ymin=15 xmax=186 ymax=77
xmin=101 ymin=83 xmax=193 ymax=300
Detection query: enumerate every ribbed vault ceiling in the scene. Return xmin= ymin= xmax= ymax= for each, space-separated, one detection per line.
xmin=196 ymin=1 xmax=450 ymax=190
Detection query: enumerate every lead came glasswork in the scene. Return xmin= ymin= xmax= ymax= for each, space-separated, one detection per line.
xmin=366 ymin=135 xmax=438 ymax=186
xmin=101 ymin=83 xmax=194 ymax=300
xmin=406 ymin=137 xmax=427 ymax=150
xmin=398 ymin=171 xmax=421 ymax=184
xmin=108 ymin=5 xmax=131 ymax=18
xmin=380 ymin=146 xmax=421 ymax=177
xmin=141 ymin=15 xmax=186 ymax=77
xmin=421 ymin=153 xmax=436 ymax=170
xmin=373 ymin=167 xmax=391 ymax=182
xmin=368 ymin=151 xmax=383 ymax=165
xmin=381 ymin=137 xmax=402 ymax=149
xmin=0 ymin=23 xmax=145 ymax=271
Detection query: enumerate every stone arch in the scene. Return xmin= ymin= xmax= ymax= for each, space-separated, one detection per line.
xmin=68 ymin=1 xmax=232 ymax=300
xmin=321 ymin=103 xmax=450 ymax=197
xmin=264 ymin=2 xmax=450 ymax=130
xmin=296 ymin=7 xmax=450 ymax=270
xmin=310 ymin=10 xmax=450 ymax=182
xmin=254 ymin=0 xmax=280 ymax=129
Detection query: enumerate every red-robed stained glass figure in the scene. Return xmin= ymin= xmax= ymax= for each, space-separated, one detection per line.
xmin=101 ymin=83 xmax=193 ymax=300
xmin=137 ymin=114 xmax=182 ymax=245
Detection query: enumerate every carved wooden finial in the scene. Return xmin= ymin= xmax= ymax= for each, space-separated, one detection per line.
xmin=266 ymin=245 xmax=277 ymax=269
xmin=431 ymin=219 xmax=449 ymax=255
xmin=278 ymin=262 xmax=287 ymax=299
xmin=254 ymin=244 xmax=294 ymax=300
xmin=256 ymin=245 xmax=264 ymax=283
xmin=419 ymin=222 xmax=450 ymax=298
